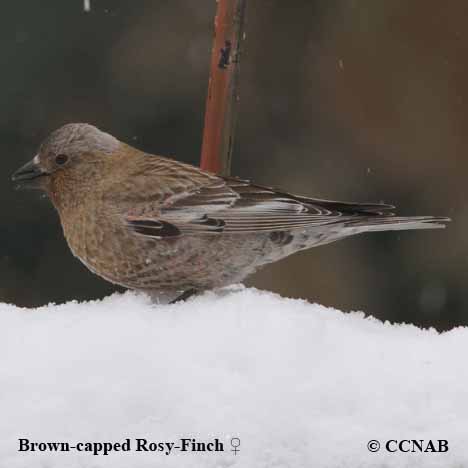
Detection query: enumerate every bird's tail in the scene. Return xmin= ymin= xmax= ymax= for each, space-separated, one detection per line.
xmin=344 ymin=215 xmax=450 ymax=233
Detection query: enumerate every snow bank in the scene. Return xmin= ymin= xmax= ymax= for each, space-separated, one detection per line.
xmin=0 ymin=287 xmax=466 ymax=468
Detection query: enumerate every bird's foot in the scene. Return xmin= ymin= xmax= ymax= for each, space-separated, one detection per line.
xmin=169 ymin=288 xmax=198 ymax=304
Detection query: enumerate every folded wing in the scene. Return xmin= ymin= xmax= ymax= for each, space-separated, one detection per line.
xmin=125 ymin=176 xmax=428 ymax=239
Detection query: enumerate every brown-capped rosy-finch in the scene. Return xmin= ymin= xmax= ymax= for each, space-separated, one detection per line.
xmin=12 ymin=123 xmax=449 ymax=302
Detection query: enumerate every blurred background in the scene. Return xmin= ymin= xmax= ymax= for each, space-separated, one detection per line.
xmin=1 ymin=0 xmax=465 ymax=329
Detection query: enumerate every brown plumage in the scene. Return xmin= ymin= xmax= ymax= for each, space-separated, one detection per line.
xmin=12 ymin=123 xmax=450 ymax=301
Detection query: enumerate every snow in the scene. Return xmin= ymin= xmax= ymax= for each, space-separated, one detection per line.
xmin=0 ymin=286 xmax=466 ymax=468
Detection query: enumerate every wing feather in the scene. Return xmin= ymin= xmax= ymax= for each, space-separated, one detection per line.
xmin=125 ymin=174 xmax=395 ymax=238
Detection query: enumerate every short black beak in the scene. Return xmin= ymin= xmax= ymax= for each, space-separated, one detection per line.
xmin=11 ymin=157 xmax=48 ymax=189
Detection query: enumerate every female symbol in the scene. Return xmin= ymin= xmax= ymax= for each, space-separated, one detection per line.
xmin=230 ymin=437 xmax=240 ymax=455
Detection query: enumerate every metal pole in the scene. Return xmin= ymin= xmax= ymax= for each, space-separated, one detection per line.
xmin=200 ymin=0 xmax=247 ymax=175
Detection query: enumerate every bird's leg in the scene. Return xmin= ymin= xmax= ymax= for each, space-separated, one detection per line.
xmin=169 ymin=288 xmax=198 ymax=304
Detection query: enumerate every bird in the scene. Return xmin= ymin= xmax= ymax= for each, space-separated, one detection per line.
xmin=12 ymin=123 xmax=450 ymax=302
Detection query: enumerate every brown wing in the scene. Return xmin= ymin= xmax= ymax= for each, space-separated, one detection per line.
xmin=125 ymin=174 xmax=396 ymax=239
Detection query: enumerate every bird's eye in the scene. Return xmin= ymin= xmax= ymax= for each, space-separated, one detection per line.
xmin=55 ymin=154 xmax=68 ymax=165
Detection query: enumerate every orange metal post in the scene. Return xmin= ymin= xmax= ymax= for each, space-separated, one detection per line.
xmin=200 ymin=0 xmax=247 ymax=175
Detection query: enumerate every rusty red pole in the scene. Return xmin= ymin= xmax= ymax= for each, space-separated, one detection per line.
xmin=200 ymin=0 xmax=247 ymax=175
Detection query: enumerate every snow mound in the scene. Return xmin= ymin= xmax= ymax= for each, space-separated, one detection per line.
xmin=0 ymin=287 xmax=466 ymax=468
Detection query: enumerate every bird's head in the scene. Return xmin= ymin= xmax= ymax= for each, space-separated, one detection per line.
xmin=12 ymin=123 xmax=121 ymax=201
